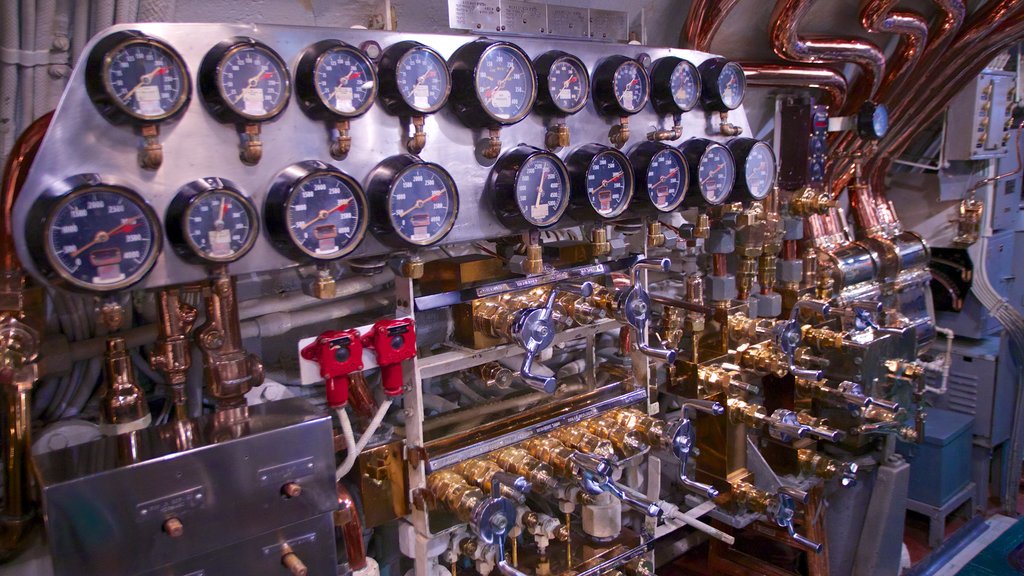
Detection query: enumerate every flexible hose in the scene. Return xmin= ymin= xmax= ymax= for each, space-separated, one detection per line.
xmin=336 ymin=399 xmax=393 ymax=481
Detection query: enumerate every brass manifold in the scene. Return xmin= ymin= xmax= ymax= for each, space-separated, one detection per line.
xmin=801 ymin=325 xmax=844 ymax=350
xmin=730 ymin=480 xmax=775 ymax=515
xmin=452 ymin=459 xmax=530 ymax=503
xmin=522 ymin=437 xmax=577 ymax=479
xmin=489 ymin=447 xmax=560 ymax=493
xmin=735 ymin=343 xmax=790 ymax=378
xmin=581 ymin=414 xmax=649 ymax=457
xmin=797 ymin=448 xmax=855 ymax=484
xmin=549 ymin=425 xmax=615 ymax=459
xmin=426 ymin=470 xmax=487 ymax=524
xmin=607 ymin=408 xmax=670 ymax=449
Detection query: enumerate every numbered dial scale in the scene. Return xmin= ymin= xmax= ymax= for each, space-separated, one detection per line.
xmin=378 ymin=41 xmax=451 ymax=116
xmin=26 ymin=174 xmax=161 ymax=292
xmin=650 ymin=57 xmax=701 ymax=116
xmin=726 ymin=138 xmax=777 ymax=202
xmin=681 ymin=138 xmax=737 ymax=206
xmin=367 ymin=155 xmax=459 ymax=248
xmin=85 ymin=30 xmax=190 ymax=124
xmin=533 ymin=50 xmax=590 ymax=116
xmin=698 ymin=58 xmax=745 ymax=112
xmin=592 ymin=56 xmax=650 ymax=117
xmin=449 ymin=39 xmax=538 ymax=127
xmin=198 ymin=37 xmax=290 ymax=123
xmin=296 ymin=40 xmax=377 ymax=119
xmin=266 ymin=161 xmax=368 ymax=261
xmin=567 ymin=144 xmax=635 ymax=220
xmin=489 ymin=146 xmax=571 ymax=228
xmin=166 ymin=178 xmax=259 ymax=264
xmin=629 ymin=142 xmax=689 ymax=212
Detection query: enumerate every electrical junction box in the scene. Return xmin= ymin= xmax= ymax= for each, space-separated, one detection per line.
xmin=897 ymin=407 xmax=974 ymax=508
xmin=945 ymin=70 xmax=1016 ymax=161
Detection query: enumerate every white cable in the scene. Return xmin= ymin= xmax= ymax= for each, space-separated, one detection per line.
xmin=922 ymin=326 xmax=954 ymax=395
xmin=336 ymin=399 xmax=393 ymax=481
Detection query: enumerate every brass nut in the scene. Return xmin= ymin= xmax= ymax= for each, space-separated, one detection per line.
xmin=401 ymin=258 xmax=425 ymax=279
xmin=163 ymin=517 xmax=184 ymax=538
xmin=281 ymin=482 xmax=303 ymax=498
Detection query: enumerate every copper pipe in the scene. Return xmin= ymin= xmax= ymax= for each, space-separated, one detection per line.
xmin=335 ymin=483 xmax=367 ymax=570
xmin=860 ymin=1 xmax=928 ymax=104
xmin=195 ymin=272 xmax=264 ymax=409
xmin=740 ymin=63 xmax=848 ymax=112
xmin=100 ymin=336 xmax=152 ymax=431
xmin=712 ymin=253 xmax=728 ymax=277
xmin=770 ymin=0 xmax=887 ymax=115
xmin=681 ymin=0 xmax=743 ymax=51
xmin=782 ymin=239 xmax=799 ymax=261
xmin=150 ymin=289 xmax=197 ymax=421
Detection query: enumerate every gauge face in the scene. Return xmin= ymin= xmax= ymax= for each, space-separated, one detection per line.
xmin=646 ymin=149 xmax=687 ymax=211
xmin=387 ymin=164 xmax=458 ymax=246
xmin=669 ymin=61 xmax=700 ymax=112
xmin=717 ymin=62 xmax=745 ymax=110
xmin=546 ymin=55 xmax=588 ymax=114
xmin=586 ymin=151 xmax=633 ymax=218
xmin=396 ymin=46 xmax=449 ymax=113
xmin=314 ymin=45 xmax=376 ymax=116
xmin=743 ymin=142 xmax=776 ymax=200
xmin=613 ymin=60 xmax=649 ymax=114
xmin=217 ymin=44 xmax=289 ymax=120
xmin=183 ymin=189 xmax=257 ymax=262
xmin=475 ymin=44 xmax=535 ymax=122
xmin=515 ymin=155 xmax=570 ymax=227
xmin=46 ymin=188 xmax=159 ymax=291
xmin=284 ymin=173 xmax=365 ymax=259
xmin=103 ymin=39 xmax=188 ymax=121
xmin=698 ymin=144 xmax=736 ymax=204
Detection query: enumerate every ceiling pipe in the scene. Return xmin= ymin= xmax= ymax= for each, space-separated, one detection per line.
xmin=740 ymin=63 xmax=848 ymax=112
xmin=859 ymin=0 xmax=929 ymax=104
xmin=680 ymin=0 xmax=743 ymax=51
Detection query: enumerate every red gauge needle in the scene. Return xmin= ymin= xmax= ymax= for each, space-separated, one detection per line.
xmin=562 ymin=75 xmax=578 ymax=89
xmin=71 ymin=217 xmax=140 ymax=258
xmin=215 ymin=197 xmax=230 ymax=227
xmin=300 ymin=199 xmax=351 ymax=230
xmin=122 ymin=66 xmax=168 ymax=102
xmin=592 ymin=171 xmax=624 ymax=193
xmin=652 ymin=168 xmax=679 ymax=188
xmin=398 ymin=191 xmax=443 ymax=218
xmin=700 ymin=163 xmax=724 ymax=185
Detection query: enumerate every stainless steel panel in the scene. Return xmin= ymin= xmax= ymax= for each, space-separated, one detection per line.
xmin=34 ymin=398 xmax=336 ymax=576
xmin=14 ymin=24 xmax=751 ymax=293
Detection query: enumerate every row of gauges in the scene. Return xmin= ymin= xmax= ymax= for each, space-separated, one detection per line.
xmin=29 ymin=135 xmax=774 ymax=293
xmin=85 ymin=31 xmax=744 ymax=145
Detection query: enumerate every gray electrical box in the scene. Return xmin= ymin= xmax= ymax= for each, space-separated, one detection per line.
xmin=945 ymin=70 xmax=1016 ymax=161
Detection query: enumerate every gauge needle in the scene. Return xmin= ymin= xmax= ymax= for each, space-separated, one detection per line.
xmin=232 ymin=65 xmax=270 ymax=104
xmin=406 ymin=69 xmax=437 ymax=98
xmin=398 ymin=190 xmax=443 ymax=218
xmin=652 ymin=168 xmax=679 ymax=188
xmin=486 ymin=64 xmax=516 ymax=104
xmin=535 ymin=168 xmax=548 ymax=207
xmin=300 ymin=199 xmax=351 ymax=230
xmin=700 ymin=163 xmax=724 ymax=185
xmin=562 ymin=75 xmax=578 ymax=89
xmin=121 ymin=66 xmax=168 ymax=102
xmin=215 ymin=197 xmax=230 ymax=227
xmin=71 ymin=217 xmax=139 ymax=258
xmin=592 ymin=171 xmax=624 ymax=193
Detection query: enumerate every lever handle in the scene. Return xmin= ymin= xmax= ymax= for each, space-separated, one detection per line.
xmin=631 ymin=257 xmax=671 ymax=286
xmin=865 ymin=396 xmax=900 ymax=412
xmin=802 ymin=424 xmax=844 ymax=443
xmin=768 ymin=409 xmax=809 ymax=443
xmin=669 ymin=419 xmax=720 ymax=499
xmin=519 ymin=353 xmax=556 ymax=393
xmin=511 ymin=282 xmax=595 ymax=394
xmin=682 ymin=398 xmax=725 ymax=416
xmin=768 ymin=492 xmax=823 ymax=554
xmin=569 ymin=452 xmax=661 ymax=516
xmin=621 ymin=258 xmax=676 ymax=363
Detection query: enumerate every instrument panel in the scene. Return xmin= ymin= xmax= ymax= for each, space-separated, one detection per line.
xmin=15 ymin=24 xmax=753 ymax=293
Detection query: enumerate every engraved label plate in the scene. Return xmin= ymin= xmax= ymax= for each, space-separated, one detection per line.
xmin=135 ymin=486 xmax=206 ymax=521
xmin=449 ymin=0 xmax=501 ymax=32
xmin=257 ymin=456 xmax=316 ymax=485
xmin=548 ymin=5 xmax=588 ymax=38
xmin=503 ymin=1 xmax=547 ymax=35
xmin=589 ymin=9 xmax=628 ymax=41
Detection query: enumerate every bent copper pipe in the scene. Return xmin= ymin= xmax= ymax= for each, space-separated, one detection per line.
xmin=740 ymin=63 xmax=848 ymax=112
xmin=1 ymin=112 xmax=51 ymax=303
xmin=681 ymin=0 xmax=743 ymax=50
xmin=335 ymin=483 xmax=368 ymax=571
xmin=859 ymin=0 xmax=928 ymax=104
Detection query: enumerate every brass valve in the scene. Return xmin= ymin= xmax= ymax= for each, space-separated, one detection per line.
xmin=698 ymin=365 xmax=758 ymax=395
xmin=608 ymin=408 xmax=671 ymax=448
xmin=797 ymin=449 xmax=858 ymax=487
xmin=801 ymin=325 xmax=844 ymax=350
xmin=590 ymin=226 xmax=611 ymax=257
xmin=489 ymin=447 xmax=560 ymax=492
xmin=549 ymin=425 xmax=615 ymax=459
xmin=609 ymin=116 xmax=630 ymax=147
xmin=522 ymin=511 xmax=569 ymax=542
xmin=581 ymin=415 xmax=649 ymax=457
xmin=427 ymin=470 xmax=487 ymax=524
xmin=473 ymin=362 xmax=514 ymax=389
xmin=453 ymin=459 xmax=528 ymax=503
xmin=735 ymin=343 xmax=789 ymax=377
xmin=647 ymin=221 xmax=666 ymax=248
xmin=694 ymin=214 xmax=710 ymax=239
xmin=731 ymin=480 xmax=773 ymax=515
xmin=789 ymin=187 xmax=835 ymax=216
xmin=522 ymin=437 xmax=577 ymax=479
xmin=101 ymin=337 xmax=151 ymax=433
xmin=545 ymin=122 xmax=571 ymax=150
xmin=555 ymin=290 xmax=606 ymax=326
xmin=728 ymin=313 xmax=758 ymax=345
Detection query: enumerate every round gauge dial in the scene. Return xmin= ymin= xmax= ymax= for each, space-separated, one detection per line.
xmin=379 ymin=41 xmax=451 ymax=116
xmin=698 ymin=58 xmax=745 ymax=112
xmin=857 ymin=101 xmax=888 ymax=140
xmin=450 ymin=40 xmax=537 ymax=128
xmin=534 ymin=51 xmax=589 ymax=116
xmin=266 ymin=162 xmax=368 ymax=261
xmin=630 ymin=142 xmax=688 ymax=212
xmin=368 ymin=156 xmax=459 ymax=248
xmin=681 ymin=138 xmax=737 ymax=206
xmin=727 ymin=138 xmax=777 ymax=201
xmin=199 ymin=38 xmax=290 ymax=123
xmin=167 ymin=178 xmax=258 ymax=264
xmin=490 ymin=146 xmax=570 ymax=229
xmin=86 ymin=31 xmax=190 ymax=123
xmin=296 ymin=40 xmax=377 ymax=119
xmin=28 ymin=176 xmax=161 ymax=292
xmin=650 ymin=57 xmax=700 ymax=115
xmin=717 ymin=63 xmax=745 ymax=110
xmin=568 ymin=144 xmax=634 ymax=220
xmin=592 ymin=56 xmax=650 ymax=117
xmin=613 ymin=60 xmax=649 ymax=114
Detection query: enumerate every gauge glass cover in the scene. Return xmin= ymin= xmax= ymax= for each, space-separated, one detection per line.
xmin=699 ymin=144 xmax=736 ymax=204
xmin=873 ymin=104 xmax=889 ymax=138
xmin=104 ymin=39 xmax=187 ymax=121
xmin=613 ymin=60 xmax=649 ymax=114
xmin=184 ymin=189 xmax=256 ymax=262
xmin=586 ymin=151 xmax=633 ymax=218
xmin=546 ymin=56 xmax=588 ymax=114
xmin=396 ymin=47 xmax=449 ymax=113
xmin=516 ymin=155 xmax=569 ymax=227
xmin=388 ymin=164 xmax=458 ymax=245
xmin=669 ymin=61 xmax=700 ymax=111
xmin=717 ymin=62 xmax=745 ymax=110
xmin=647 ymin=149 xmax=687 ymax=211
xmin=285 ymin=173 xmax=364 ymax=259
xmin=744 ymin=142 xmax=776 ymax=200
xmin=217 ymin=45 xmax=288 ymax=119
xmin=475 ymin=44 xmax=535 ymax=122
xmin=314 ymin=45 xmax=376 ymax=115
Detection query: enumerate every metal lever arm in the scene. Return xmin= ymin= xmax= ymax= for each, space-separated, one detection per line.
xmin=570 ymin=452 xmax=662 ymax=517
xmin=669 ymin=419 xmax=720 ymax=499
xmin=474 ymin=475 xmax=530 ymax=576
xmin=620 ymin=258 xmax=676 ymax=363
xmin=510 ymin=282 xmax=594 ymax=394
xmin=767 ymin=491 xmax=823 ymax=554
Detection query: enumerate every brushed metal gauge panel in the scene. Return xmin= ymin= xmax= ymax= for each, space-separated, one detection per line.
xmin=14 ymin=24 xmax=751 ymax=292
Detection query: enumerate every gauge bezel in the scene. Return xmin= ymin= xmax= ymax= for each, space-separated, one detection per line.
xmin=367 ymin=154 xmax=460 ymax=248
xmin=680 ymin=138 xmax=736 ymax=206
xmin=265 ymin=161 xmax=368 ymax=262
xmin=533 ymin=50 xmax=590 ymax=117
xmin=857 ymin=100 xmax=888 ymax=140
xmin=295 ymin=39 xmax=378 ymax=121
xmin=592 ymin=55 xmax=650 ymax=118
xmin=628 ymin=141 xmax=689 ymax=213
xmin=85 ymin=30 xmax=191 ymax=125
xmin=166 ymin=177 xmax=258 ymax=265
xmin=26 ymin=174 xmax=162 ymax=293
xmin=650 ymin=56 xmax=701 ymax=116
xmin=378 ymin=41 xmax=452 ymax=116
xmin=698 ymin=57 xmax=745 ymax=112
xmin=567 ymin=143 xmax=636 ymax=220
xmin=489 ymin=145 xmax=571 ymax=229
xmin=449 ymin=39 xmax=538 ymax=128
xmin=726 ymin=138 xmax=776 ymax=202
xmin=198 ymin=36 xmax=291 ymax=124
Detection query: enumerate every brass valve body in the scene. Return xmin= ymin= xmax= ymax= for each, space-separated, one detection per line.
xmin=549 ymin=425 xmax=615 ymax=459
xmin=427 ymin=470 xmax=485 ymax=524
xmin=581 ymin=415 xmax=649 ymax=456
xmin=489 ymin=447 xmax=559 ymax=492
xmin=608 ymin=408 xmax=670 ymax=448
xmin=522 ymin=437 xmax=577 ymax=479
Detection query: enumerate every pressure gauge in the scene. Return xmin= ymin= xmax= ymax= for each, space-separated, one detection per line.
xmin=489 ymin=146 xmax=571 ymax=229
xmin=567 ymin=144 xmax=635 ymax=220
xmin=296 ymin=40 xmax=377 ymax=119
xmin=727 ymin=138 xmax=777 ymax=202
xmin=266 ymin=161 xmax=368 ymax=261
xmin=629 ymin=142 xmax=689 ymax=213
xmin=592 ymin=56 xmax=649 ymax=117
xmin=650 ymin=57 xmax=700 ymax=116
xmin=199 ymin=37 xmax=290 ymax=123
xmin=857 ymin=101 xmax=889 ymax=140
xmin=680 ymin=138 xmax=736 ymax=206
xmin=368 ymin=155 xmax=459 ymax=248
xmin=26 ymin=174 xmax=161 ymax=292
xmin=698 ymin=58 xmax=745 ymax=112
xmin=449 ymin=39 xmax=537 ymax=127
xmin=166 ymin=178 xmax=258 ymax=264
xmin=378 ymin=41 xmax=451 ymax=116
xmin=85 ymin=31 xmax=190 ymax=124
xmin=533 ymin=50 xmax=590 ymax=116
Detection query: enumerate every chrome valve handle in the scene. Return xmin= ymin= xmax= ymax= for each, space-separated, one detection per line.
xmin=774 ymin=319 xmax=824 ymax=381
xmin=474 ymin=474 xmax=531 ymax=576
xmin=618 ymin=258 xmax=676 ymax=363
xmin=767 ymin=409 xmax=809 ymax=443
xmin=766 ymin=491 xmax=823 ymax=553
xmin=570 ymin=452 xmax=662 ymax=517
xmin=669 ymin=419 xmax=720 ymax=499
xmin=510 ymin=282 xmax=594 ymax=393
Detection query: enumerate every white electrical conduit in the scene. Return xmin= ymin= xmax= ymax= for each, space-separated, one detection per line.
xmin=336 ymin=400 xmax=393 ymax=481
xmin=921 ymin=326 xmax=954 ymax=395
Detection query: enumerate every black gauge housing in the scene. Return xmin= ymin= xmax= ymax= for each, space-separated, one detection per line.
xmin=698 ymin=57 xmax=745 ymax=112
xmin=679 ymin=137 xmax=736 ymax=206
xmin=567 ymin=143 xmax=635 ymax=220
xmin=857 ymin=100 xmax=889 ymax=140
xmin=488 ymin=145 xmax=571 ymax=229
xmin=533 ymin=50 xmax=590 ymax=116
xmin=377 ymin=41 xmax=451 ymax=117
xmin=26 ymin=173 xmax=162 ymax=293
xmin=198 ymin=36 xmax=291 ymax=124
xmin=265 ymin=161 xmax=368 ymax=262
xmin=85 ymin=30 xmax=191 ymax=125
xmin=366 ymin=155 xmax=460 ymax=248
xmin=628 ymin=141 xmax=689 ymax=213
xmin=295 ymin=39 xmax=378 ymax=121
xmin=592 ymin=55 xmax=650 ymax=117
xmin=448 ymin=39 xmax=537 ymax=129
xmin=649 ymin=56 xmax=700 ymax=116
xmin=726 ymin=137 xmax=777 ymax=202
xmin=166 ymin=177 xmax=258 ymax=265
